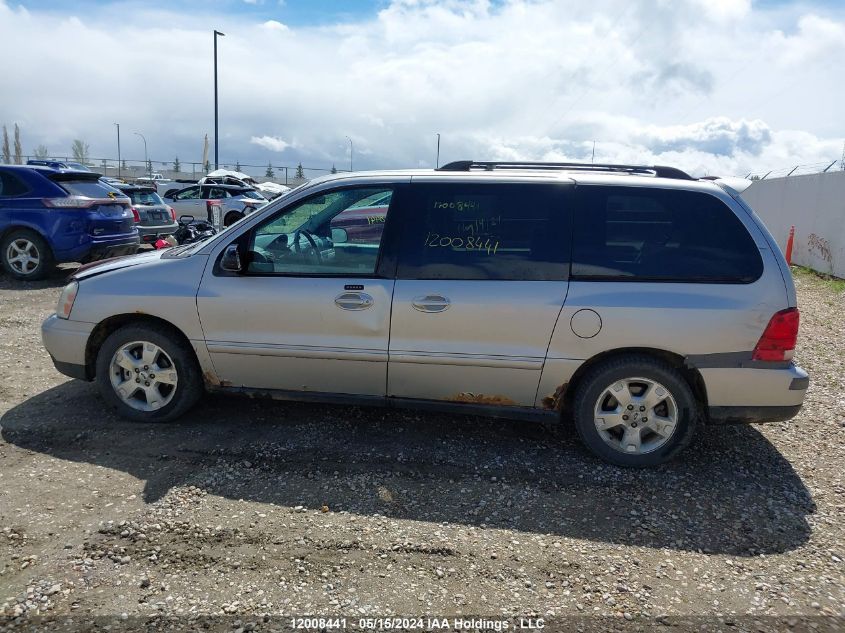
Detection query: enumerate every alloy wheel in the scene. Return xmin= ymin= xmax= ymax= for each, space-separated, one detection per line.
xmin=109 ymin=341 xmax=178 ymax=412
xmin=5 ymin=239 xmax=40 ymax=275
xmin=593 ymin=377 xmax=679 ymax=454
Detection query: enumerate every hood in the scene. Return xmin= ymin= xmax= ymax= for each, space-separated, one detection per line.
xmin=72 ymin=249 xmax=165 ymax=280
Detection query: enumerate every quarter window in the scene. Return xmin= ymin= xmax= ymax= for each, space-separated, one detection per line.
xmin=571 ymin=186 xmax=763 ymax=283
xmin=396 ymin=183 xmax=569 ymax=280
xmin=244 ymin=187 xmax=394 ymax=275
xmin=0 ymin=171 xmax=29 ymax=197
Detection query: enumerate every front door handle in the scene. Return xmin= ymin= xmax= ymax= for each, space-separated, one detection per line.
xmin=412 ymin=295 xmax=451 ymax=313
xmin=335 ymin=292 xmax=374 ymax=310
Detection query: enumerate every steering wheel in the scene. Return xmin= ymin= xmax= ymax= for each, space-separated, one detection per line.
xmin=293 ymin=228 xmax=323 ymax=265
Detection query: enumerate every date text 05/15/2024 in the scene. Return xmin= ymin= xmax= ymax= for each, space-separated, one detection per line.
xmin=289 ymin=617 xmax=546 ymax=630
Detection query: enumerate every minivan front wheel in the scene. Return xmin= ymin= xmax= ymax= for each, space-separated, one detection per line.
xmin=571 ymin=356 xmax=699 ymax=467
xmin=1 ymin=229 xmax=53 ymax=280
xmin=95 ymin=323 xmax=203 ymax=422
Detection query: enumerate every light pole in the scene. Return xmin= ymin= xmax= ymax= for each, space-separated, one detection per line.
xmin=436 ymin=133 xmax=440 ymax=168
xmin=134 ymin=132 xmax=148 ymax=178
xmin=213 ymin=29 xmax=225 ymax=171
xmin=345 ymin=136 xmax=353 ymax=172
xmin=114 ymin=123 xmax=121 ymax=178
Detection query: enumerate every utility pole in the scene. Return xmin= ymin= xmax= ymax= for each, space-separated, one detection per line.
xmin=436 ymin=133 xmax=440 ymax=168
xmin=591 ymin=140 xmax=596 ymax=164
xmin=114 ymin=123 xmax=121 ymax=178
xmin=134 ymin=132 xmax=148 ymax=178
xmin=213 ymin=30 xmax=225 ymax=170
xmin=346 ymin=136 xmax=353 ymax=172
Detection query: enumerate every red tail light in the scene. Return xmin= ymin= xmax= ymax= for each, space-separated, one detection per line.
xmin=131 ymin=207 xmax=141 ymax=222
xmin=168 ymin=206 xmax=176 ymax=222
xmin=752 ymin=308 xmax=799 ymax=362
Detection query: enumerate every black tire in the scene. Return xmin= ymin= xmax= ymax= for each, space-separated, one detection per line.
xmin=95 ymin=322 xmax=204 ymax=422
xmin=1 ymin=229 xmax=53 ymax=281
xmin=224 ymin=211 xmax=244 ymax=227
xmin=571 ymin=355 xmax=699 ymax=467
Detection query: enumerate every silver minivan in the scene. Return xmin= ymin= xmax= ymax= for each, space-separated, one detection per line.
xmin=41 ymin=161 xmax=808 ymax=467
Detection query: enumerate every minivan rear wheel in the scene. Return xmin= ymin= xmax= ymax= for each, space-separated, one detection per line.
xmin=1 ymin=229 xmax=53 ymax=281
xmin=95 ymin=323 xmax=203 ymax=422
xmin=571 ymin=355 xmax=699 ymax=467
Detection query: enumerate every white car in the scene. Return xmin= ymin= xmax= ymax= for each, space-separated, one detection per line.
xmin=162 ymin=183 xmax=268 ymax=225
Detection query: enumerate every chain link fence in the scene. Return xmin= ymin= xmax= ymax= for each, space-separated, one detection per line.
xmin=15 ymin=156 xmax=346 ymax=186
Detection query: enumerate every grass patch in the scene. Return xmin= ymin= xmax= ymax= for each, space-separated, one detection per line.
xmin=792 ymin=265 xmax=845 ymax=293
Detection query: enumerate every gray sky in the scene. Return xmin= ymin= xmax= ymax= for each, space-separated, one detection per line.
xmin=0 ymin=0 xmax=842 ymax=177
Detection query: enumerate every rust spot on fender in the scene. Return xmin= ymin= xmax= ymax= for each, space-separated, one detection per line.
xmin=202 ymin=371 xmax=231 ymax=388
xmin=541 ymin=383 xmax=568 ymax=411
xmin=446 ymin=392 xmax=518 ymax=406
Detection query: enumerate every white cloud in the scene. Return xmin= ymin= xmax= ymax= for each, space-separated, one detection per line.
xmin=250 ymin=135 xmax=293 ymax=152
xmin=0 ymin=0 xmax=841 ymax=177
xmin=261 ymin=19 xmax=289 ymax=32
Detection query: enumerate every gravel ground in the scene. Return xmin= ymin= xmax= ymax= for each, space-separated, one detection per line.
xmin=0 ymin=267 xmax=843 ymax=632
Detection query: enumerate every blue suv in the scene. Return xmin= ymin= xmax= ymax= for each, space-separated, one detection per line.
xmin=0 ymin=166 xmax=140 ymax=280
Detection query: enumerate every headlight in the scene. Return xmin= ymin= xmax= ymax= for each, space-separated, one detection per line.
xmin=56 ymin=281 xmax=79 ymax=319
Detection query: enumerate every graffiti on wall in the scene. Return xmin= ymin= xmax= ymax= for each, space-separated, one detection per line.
xmin=807 ymin=233 xmax=833 ymax=265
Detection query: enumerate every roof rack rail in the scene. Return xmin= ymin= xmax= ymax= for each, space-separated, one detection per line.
xmin=436 ymin=160 xmax=694 ymax=181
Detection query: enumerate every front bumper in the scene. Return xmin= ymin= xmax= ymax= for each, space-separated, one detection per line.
xmin=41 ymin=314 xmax=94 ymax=381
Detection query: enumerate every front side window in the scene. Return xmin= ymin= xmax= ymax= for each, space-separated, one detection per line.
xmin=175 ymin=187 xmax=200 ymax=200
xmin=396 ymin=183 xmax=570 ymax=280
xmin=571 ymin=186 xmax=763 ymax=283
xmin=244 ymin=187 xmax=394 ymax=275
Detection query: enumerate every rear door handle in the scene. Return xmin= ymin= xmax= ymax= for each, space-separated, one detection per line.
xmin=335 ymin=292 xmax=374 ymax=310
xmin=412 ymin=295 xmax=451 ymax=313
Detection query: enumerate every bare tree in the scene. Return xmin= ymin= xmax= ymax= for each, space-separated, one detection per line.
xmin=1 ymin=126 xmax=10 ymax=164
xmin=33 ymin=145 xmax=49 ymax=158
xmin=13 ymin=124 xmax=22 ymax=164
xmin=71 ymin=139 xmax=89 ymax=163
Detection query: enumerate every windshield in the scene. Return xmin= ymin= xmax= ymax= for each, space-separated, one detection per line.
xmin=164 ymin=180 xmax=315 ymax=258
xmin=127 ymin=190 xmax=164 ymax=205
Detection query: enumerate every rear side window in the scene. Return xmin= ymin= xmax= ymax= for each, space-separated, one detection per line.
xmin=0 ymin=171 xmax=30 ymax=196
xmin=396 ymin=183 xmax=570 ymax=280
xmin=59 ymin=180 xmax=120 ymax=198
xmin=571 ymin=186 xmax=763 ymax=283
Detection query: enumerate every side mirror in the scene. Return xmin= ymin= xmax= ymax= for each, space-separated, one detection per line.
xmin=179 ymin=214 xmax=193 ymax=225
xmin=331 ymin=227 xmax=348 ymax=244
xmin=221 ymin=244 xmax=242 ymax=272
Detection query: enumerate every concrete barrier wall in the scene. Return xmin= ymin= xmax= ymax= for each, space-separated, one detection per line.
xmin=741 ymin=170 xmax=845 ymax=278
